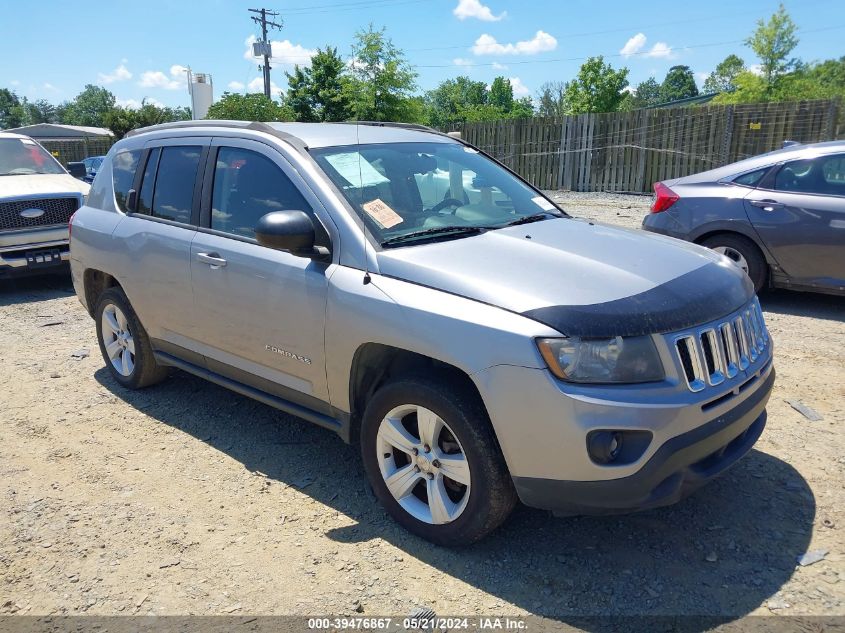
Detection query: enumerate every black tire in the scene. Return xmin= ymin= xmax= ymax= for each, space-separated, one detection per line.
xmin=94 ymin=287 xmax=169 ymax=389
xmin=360 ymin=376 xmax=517 ymax=546
xmin=701 ymin=233 xmax=768 ymax=293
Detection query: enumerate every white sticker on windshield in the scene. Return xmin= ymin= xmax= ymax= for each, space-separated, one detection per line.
xmin=20 ymin=139 xmax=36 ymax=145
xmin=362 ymin=198 xmax=403 ymax=229
xmin=325 ymin=152 xmax=389 ymax=188
xmin=532 ymin=196 xmax=556 ymax=212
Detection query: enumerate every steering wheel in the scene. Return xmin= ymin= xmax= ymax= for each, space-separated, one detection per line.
xmin=428 ymin=198 xmax=465 ymax=215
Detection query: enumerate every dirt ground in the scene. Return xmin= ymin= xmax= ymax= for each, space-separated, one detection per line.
xmin=1 ymin=192 xmax=843 ymax=625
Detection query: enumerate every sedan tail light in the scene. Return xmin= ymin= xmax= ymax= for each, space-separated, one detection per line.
xmin=651 ymin=182 xmax=680 ymax=213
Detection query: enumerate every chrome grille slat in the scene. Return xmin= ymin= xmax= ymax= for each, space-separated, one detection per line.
xmin=674 ymin=300 xmax=769 ymax=392
xmin=0 ymin=197 xmax=79 ymax=231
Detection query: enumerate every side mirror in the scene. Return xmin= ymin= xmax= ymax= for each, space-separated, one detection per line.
xmin=255 ymin=210 xmax=330 ymax=260
xmin=67 ymin=162 xmax=87 ymax=180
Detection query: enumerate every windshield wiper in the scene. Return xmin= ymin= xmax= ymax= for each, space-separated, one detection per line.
xmin=500 ymin=212 xmax=562 ymax=227
xmin=381 ymin=225 xmax=486 ymax=247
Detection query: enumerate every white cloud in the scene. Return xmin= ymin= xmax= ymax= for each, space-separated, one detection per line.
xmin=9 ymin=79 xmax=20 ymax=86
xmin=42 ymin=83 xmax=59 ymax=92
xmin=749 ymin=64 xmax=763 ymax=76
xmin=116 ymin=98 xmax=142 ymax=109
xmin=695 ymin=71 xmax=709 ymax=84
xmin=453 ymin=0 xmax=505 ymax=22
xmin=247 ymin=76 xmax=282 ymax=95
xmin=453 ymin=58 xmax=475 ymax=66
xmin=228 ymin=81 xmax=246 ymax=91
xmin=492 ymin=61 xmax=508 ymax=70
xmin=622 ymin=86 xmax=636 ymax=95
xmin=509 ymin=76 xmax=529 ymax=96
xmin=243 ymin=35 xmax=317 ymax=66
xmin=472 ymin=30 xmax=557 ymax=56
xmin=620 ymin=33 xmax=675 ymax=59
xmin=138 ymin=65 xmax=187 ymax=90
xmin=620 ymin=33 xmax=647 ymax=58
xmin=645 ymin=42 xmax=674 ymax=59
xmin=98 ymin=63 xmax=132 ymax=84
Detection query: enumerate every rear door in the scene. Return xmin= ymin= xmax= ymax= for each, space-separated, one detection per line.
xmin=111 ymin=137 xmax=209 ymax=358
xmin=189 ymin=137 xmax=335 ymax=410
xmin=744 ymin=152 xmax=845 ymax=289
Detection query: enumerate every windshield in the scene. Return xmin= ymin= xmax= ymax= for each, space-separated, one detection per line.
xmin=310 ymin=142 xmax=564 ymax=246
xmin=0 ymin=138 xmax=66 ymax=176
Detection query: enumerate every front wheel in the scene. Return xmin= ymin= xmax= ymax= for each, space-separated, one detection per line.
xmin=360 ymin=377 xmax=516 ymax=546
xmin=701 ymin=234 xmax=768 ymax=293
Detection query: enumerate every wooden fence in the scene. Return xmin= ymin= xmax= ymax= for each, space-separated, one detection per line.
xmin=449 ymin=98 xmax=843 ymax=192
xmin=39 ymin=137 xmax=115 ymax=166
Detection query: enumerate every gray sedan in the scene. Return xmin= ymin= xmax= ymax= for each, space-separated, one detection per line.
xmin=643 ymin=140 xmax=845 ymax=295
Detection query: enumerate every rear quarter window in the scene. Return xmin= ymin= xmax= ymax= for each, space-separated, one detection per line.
xmin=732 ymin=168 xmax=768 ymax=188
xmin=111 ymin=149 xmax=142 ymax=212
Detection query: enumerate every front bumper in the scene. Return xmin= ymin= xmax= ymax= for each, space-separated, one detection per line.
xmin=514 ymin=367 xmax=774 ymax=515
xmin=0 ymin=227 xmax=70 ymax=274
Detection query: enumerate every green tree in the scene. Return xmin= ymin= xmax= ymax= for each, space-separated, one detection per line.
xmin=536 ymin=81 xmax=566 ymax=117
xmin=345 ymin=24 xmax=417 ymax=121
xmin=659 ymin=65 xmax=699 ymax=102
xmin=488 ymin=77 xmax=514 ymax=111
xmin=24 ymin=99 xmax=58 ymax=124
xmin=703 ymin=54 xmax=746 ymax=94
xmin=0 ymin=88 xmax=26 ymax=129
xmin=561 ymin=56 xmax=629 ymax=114
xmin=285 ymin=65 xmax=318 ymax=122
xmin=745 ymin=3 xmax=798 ymax=85
xmin=205 ymin=92 xmax=294 ymax=122
xmin=424 ymin=76 xmax=488 ymax=127
xmin=103 ymin=100 xmax=192 ymax=139
xmin=60 ymin=84 xmax=116 ymax=127
xmin=509 ymin=96 xmax=535 ymax=119
xmin=624 ymin=77 xmax=661 ymax=109
xmin=284 ymin=47 xmax=351 ymax=122
xmin=309 ymin=47 xmax=352 ymax=122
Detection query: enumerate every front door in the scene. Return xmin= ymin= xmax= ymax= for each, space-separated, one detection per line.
xmin=744 ymin=153 xmax=845 ymax=289
xmin=189 ymin=138 xmax=335 ymax=410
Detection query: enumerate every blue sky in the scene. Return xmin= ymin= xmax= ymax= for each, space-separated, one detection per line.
xmin=1 ymin=0 xmax=842 ymax=109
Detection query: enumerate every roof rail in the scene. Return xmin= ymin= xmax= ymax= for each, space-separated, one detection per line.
xmin=123 ymin=119 xmax=308 ymax=150
xmin=343 ymin=121 xmax=441 ymax=134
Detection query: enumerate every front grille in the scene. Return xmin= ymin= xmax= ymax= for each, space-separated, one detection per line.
xmin=674 ymin=299 xmax=769 ymax=392
xmin=0 ymin=197 xmax=79 ymax=232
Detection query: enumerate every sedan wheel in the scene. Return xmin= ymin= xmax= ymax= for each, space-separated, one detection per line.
xmin=712 ymin=245 xmax=749 ymax=274
xmin=101 ymin=303 xmax=136 ymax=377
xmin=376 ymin=404 xmax=471 ymax=525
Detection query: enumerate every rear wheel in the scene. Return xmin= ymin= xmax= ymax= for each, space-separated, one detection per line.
xmin=360 ymin=377 xmax=516 ymax=546
xmin=701 ymin=234 xmax=767 ymax=293
xmin=94 ymin=287 xmax=169 ymax=389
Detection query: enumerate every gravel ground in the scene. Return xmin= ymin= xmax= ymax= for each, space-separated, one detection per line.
xmin=1 ymin=192 xmax=843 ymax=625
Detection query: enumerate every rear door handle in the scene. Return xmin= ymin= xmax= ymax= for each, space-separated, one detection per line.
xmin=749 ymin=199 xmax=784 ymax=211
xmin=196 ymin=252 xmax=227 ymax=268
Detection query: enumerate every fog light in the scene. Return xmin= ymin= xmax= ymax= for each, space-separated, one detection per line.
xmin=588 ymin=431 xmax=623 ymax=464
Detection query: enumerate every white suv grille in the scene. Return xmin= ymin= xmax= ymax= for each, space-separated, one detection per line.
xmin=674 ymin=299 xmax=769 ymax=392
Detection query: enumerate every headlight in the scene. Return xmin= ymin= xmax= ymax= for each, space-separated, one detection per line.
xmin=536 ymin=336 xmax=664 ymax=384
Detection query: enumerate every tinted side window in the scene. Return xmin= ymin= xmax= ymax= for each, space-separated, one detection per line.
xmin=111 ymin=149 xmax=142 ymax=212
xmin=211 ymin=147 xmax=310 ymax=238
xmin=150 ymin=146 xmax=202 ymax=224
xmin=137 ymin=148 xmax=160 ymax=215
xmin=733 ymin=168 xmax=767 ymax=188
xmin=773 ymin=155 xmax=845 ymax=196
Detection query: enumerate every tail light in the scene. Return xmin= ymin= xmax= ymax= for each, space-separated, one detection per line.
xmin=651 ymin=182 xmax=679 ymax=213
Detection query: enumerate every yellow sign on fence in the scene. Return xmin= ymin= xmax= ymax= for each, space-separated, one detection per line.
xmin=749 ymin=122 xmax=762 ymax=130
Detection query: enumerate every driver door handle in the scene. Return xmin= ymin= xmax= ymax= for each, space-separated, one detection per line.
xmin=196 ymin=252 xmax=227 ymax=268
xmin=749 ymin=199 xmax=784 ymax=211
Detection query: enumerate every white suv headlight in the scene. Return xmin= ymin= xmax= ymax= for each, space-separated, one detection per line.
xmin=536 ymin=336 xmax=664 ymax=384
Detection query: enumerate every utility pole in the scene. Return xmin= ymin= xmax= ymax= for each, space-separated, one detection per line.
xmin=249 ymin=8 xmax=283 ymax=99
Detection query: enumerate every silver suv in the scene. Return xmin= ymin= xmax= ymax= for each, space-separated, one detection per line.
xmin=70 ymin=120 xmax=775 ymax=545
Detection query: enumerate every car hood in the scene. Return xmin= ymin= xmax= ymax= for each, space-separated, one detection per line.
xmin=376 ymin=218 xmax=754 ymax=337
xmin=0 ymin=174 xmax=90 ymax=198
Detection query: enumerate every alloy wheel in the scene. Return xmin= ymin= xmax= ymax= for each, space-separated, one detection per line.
xmin=712 ymin=245 xmax=750 ymax=274
xmin=376 ymin=405 xmax=471 ymax=525
xmin=101 ymin=303 xmax=135 ymax=377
